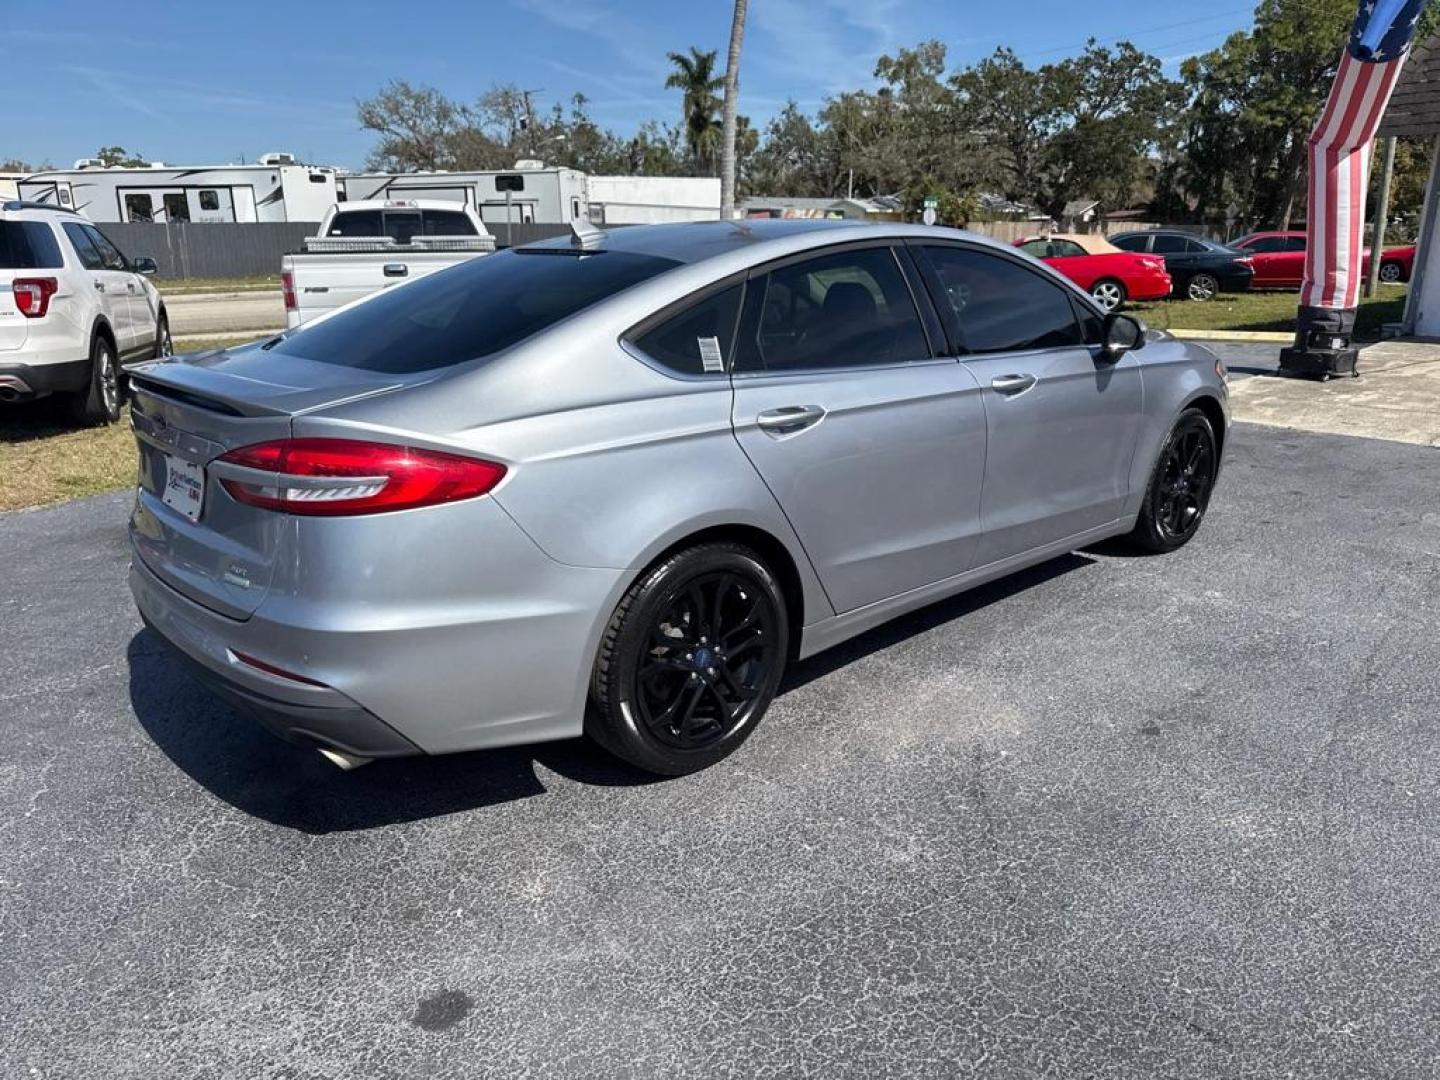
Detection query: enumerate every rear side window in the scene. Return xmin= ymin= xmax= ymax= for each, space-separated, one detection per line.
xmin=1285 ymin=236 xmax=1307 ymax=252
xmin=630 ymin=284 xmax=744 ymax=376
xmin=749 ymin=247 xmax=930 ymax=372
xmin=1111 ymin=235 xmax=1149 ymax=252
xmin=0 ymin=221 xmax=63 ymax=269
xmin=1151 ymin=234 xmax=1192 ymax=254
xmin=273 ymin=248 xmax=680 ymax=374
xmin=422 ymin=210 xmax=477 ymax=236
xmin=62 ymin=222 xmax=105 ymax=270
xmin=921 ymin=245 xmax=1083 ymax=354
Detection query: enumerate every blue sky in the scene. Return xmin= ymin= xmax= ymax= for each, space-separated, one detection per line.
xmin=1 ymin=1 xmax=1257 ymax=171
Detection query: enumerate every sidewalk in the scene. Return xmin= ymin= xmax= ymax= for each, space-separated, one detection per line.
xmin=1227 ymin=339 xmax=1440 ymax=447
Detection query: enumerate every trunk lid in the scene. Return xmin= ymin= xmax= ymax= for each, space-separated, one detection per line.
xmin=128 ymin=341 xmax=412 ymax=619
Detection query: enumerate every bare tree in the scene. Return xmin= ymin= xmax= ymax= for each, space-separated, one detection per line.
xmin=720 ymin=0 xmax=748 ymax=216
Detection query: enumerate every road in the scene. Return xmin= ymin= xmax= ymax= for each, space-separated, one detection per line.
xmin=3 ymin=423 xmax=1438 ymax=1078
xmin=164 ymin=290 xmax=284 ymax=336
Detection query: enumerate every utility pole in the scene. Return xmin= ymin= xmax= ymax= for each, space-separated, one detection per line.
xmin=719 ymin=0 xmax=748 ymax=218
xmin=1365 ymin=136 xmax=1398 ymax=299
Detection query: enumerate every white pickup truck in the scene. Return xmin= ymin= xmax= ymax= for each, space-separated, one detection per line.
xmin=280 ymin=200 xmax=496 ymax=328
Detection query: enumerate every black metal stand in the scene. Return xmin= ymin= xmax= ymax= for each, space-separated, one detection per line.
xmin=1278 ymin=305 xmax=1360 ymax=379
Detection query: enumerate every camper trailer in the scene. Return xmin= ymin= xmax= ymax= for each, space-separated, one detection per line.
xmin=18 ymin=158 xmax=339 ymax=223
xmin=340 ymin=165 xmax=589 ymax=226
xmin=585 ymin=176 xmax=721 ymax=225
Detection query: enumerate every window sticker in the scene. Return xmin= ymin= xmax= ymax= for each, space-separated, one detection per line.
xmin=698 ymin=335 xmax=724 ymax=373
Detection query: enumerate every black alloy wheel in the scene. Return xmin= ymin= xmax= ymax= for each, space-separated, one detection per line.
xmin=589 ymin=543 xmax=788 ymax=775
xmin=1130 ymin=409 xmax=1218 ymax=553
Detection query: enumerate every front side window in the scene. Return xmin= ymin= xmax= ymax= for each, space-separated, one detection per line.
xmin=921 ymin=245 xmax=1084 ymax=355
xmin=273 ymin=248 xmax=680 ymax=374
xmin=1245 ymin=236 xmax=1286 ymax=253
xmin=124 ymin=193 xmax=154 ymax=223
xmin=1285 ymin=236 xmax=1308 ymax=252
xmin=630 ymin=284 xmax=744 ymax=376
xmin=750 ymin=247 xmax=930 ymax=372
xmin=84 ymin=225 xmax=128 ymax=271
xmin=62 ymin=222 xmax=105 ymax=270
xmin=1021 ymin=238 xmax=1086 ymax=259
xmin=0 ymin=221 xmax=63 ymax=269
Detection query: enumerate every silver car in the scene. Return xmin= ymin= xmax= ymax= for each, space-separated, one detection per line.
xmin=128 ymin=221 xmax=1228 ymax=776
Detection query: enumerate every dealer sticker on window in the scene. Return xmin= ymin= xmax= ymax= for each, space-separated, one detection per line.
xmin=162 ymin=454 xmax=205 ymax=523
xmin=697 ymin=335 xmax=725 ymax=373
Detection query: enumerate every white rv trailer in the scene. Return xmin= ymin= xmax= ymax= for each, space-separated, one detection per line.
xmin=17 ymin=159 xmax=339 ymax=223
xmin=339 ymin=165 xmax=589 ymax=226
xmin=0 ymin=173 xmax=22 ymax=201
xmin=585 ymin=176 xmax=721 ymax=225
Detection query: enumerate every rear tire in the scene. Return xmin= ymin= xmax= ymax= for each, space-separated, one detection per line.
xmin=587 ymin=542 xmax=789 ymax=776
xmin=1186 ymin=273 xmax=1220 ymax=301
xmin=1091 ymin=279 xmax=1127 ymax=311
xmin=1379 ymin=261 xmax=1405 ymax=284
xmin=67 ymin=334 xmax=121 ymax=426
xmin=1128 ymin=409 xmax=1218 ymax=554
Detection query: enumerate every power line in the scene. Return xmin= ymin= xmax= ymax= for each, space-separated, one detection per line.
xmin=1014 ymin=9 xmax=1253 ymax=61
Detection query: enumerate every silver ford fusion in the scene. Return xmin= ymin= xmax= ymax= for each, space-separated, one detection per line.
xmin=128 ymin=220 xmax=1228 ymax=776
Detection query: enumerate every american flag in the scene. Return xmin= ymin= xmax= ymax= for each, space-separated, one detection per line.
xmin=1301 ymin=0 xmax=1427 ymax=310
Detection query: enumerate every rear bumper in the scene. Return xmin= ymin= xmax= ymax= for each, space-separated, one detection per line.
xmin=1130 ymin=274 xmax=1173 ymax=302
xmin=0 ymin=357 xmax=88 ymax=400
xmin=139 ymin=606 xmax=423 ymax=759
xmin=128 ymin=496 xmax=628 ymax=758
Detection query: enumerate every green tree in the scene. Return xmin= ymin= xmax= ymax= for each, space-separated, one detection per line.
xmin=95 ymin=146 xmax=148 ymax=167
xmin=665 ymin=47 xmax=724 ymax=173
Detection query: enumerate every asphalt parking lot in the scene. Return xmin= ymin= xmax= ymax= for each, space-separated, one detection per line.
xmin=3 ymin=421 xmax=1438 ymax=1079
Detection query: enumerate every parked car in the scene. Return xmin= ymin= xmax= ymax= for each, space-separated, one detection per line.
xmin=1015 ymin=233 xmax=1172 ymax=311
xmin=1109 ymin=230 xmax=1254 ymax=301
xmin=281 ymin=200 xmax=496 ymax=328
xmin=129 ymin=220 xmax=1228 ymax=777
xmin=0 ymin=200 xmax=169 ymax=424
xmin=1229 ymin=230 xmax=1416 ymax=288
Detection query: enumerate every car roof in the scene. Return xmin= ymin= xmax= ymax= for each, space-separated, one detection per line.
xmin=331 ymin=199 xmax=476 ymax=213
xmin=517 ymin=218 xmax=1024 ymax=267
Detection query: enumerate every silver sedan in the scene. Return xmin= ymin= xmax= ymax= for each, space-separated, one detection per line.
xmin=128 ymin=220 xmax=1228 ymax=776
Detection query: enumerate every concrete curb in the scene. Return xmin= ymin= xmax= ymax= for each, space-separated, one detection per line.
xmin=174 ymin=329 xmax=283 ymax=344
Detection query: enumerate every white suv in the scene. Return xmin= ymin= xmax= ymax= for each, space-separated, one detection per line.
xmin=0 ymin=201 xmax=170 ymax=424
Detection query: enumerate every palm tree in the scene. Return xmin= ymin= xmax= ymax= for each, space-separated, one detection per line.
xmin=720 ymin=0 xmax=748 ymax=217
xmin=665 ymin=47 xmax=723 ymax=174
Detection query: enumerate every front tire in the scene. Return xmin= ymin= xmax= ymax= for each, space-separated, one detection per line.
xmin=1091 ymin=279 xmax=1127 ymax=311
xmin=153 ymin=312 xmax=173 ymax=358
xmin=67 ymin=334 xmax=121 ymax=426
xmin=1129 ymin=409 xmax=1218 ymax=553
xmin=588 ymin=543 xmax=789 ymax=776
xmin=1379 ymin=261 xmax=1405 ymax=284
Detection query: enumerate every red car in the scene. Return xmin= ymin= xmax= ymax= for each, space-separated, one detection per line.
xmin=1231 ymin=231 xmax=1416 ymax=288
xmin=1016 ymin=233 xmax=1172 ymax=311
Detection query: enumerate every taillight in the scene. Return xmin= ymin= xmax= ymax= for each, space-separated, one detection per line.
xmin=216 ymin=438 xmax=506 ymax=516
xmin=281 ymin=270 xmax=296 ymax=311
xmin=12 ymin=277 xmax=58 ymax=318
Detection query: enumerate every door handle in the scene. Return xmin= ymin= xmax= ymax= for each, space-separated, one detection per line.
xmin=756 ymin=405 xmax=826 ymax=435
xmin=991 ymin=373 xmax=1037 ymax=395
xmin=383 ymin=263 xmax=409 ymax=278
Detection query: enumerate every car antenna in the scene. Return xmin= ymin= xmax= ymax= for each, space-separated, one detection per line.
xmin=570 ymin=218 xmax=604 ymax=249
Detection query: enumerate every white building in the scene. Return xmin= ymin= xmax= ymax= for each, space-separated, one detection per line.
xmin=17 ymin=158 xmax=340 ymax=223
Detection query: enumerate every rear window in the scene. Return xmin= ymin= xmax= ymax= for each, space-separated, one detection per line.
xmin=423 ymin=210 xmax=477 ymax=236
xmin=327 ymin=209 xmax=382 ymax=237
xmin=273 ymin=248 xmax=680 ymax=374
xmin=0 ymin=221 xmax=63 ymax=269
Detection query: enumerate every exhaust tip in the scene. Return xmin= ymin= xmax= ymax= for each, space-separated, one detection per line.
xmin=318 ymin=747 xmax=373 ymax=771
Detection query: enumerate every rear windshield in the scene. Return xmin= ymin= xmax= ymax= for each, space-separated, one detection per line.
xmin=273 ymin=248 xmax=680 ymax=373
xmin=0 ymin=221 xmax=63 ymax=269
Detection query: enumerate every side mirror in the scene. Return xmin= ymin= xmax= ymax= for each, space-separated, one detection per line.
xmin=132 ymin=256 xmax=158 ymax=276
xmin=1102 ymin=312 xmax=1146 ymax=358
